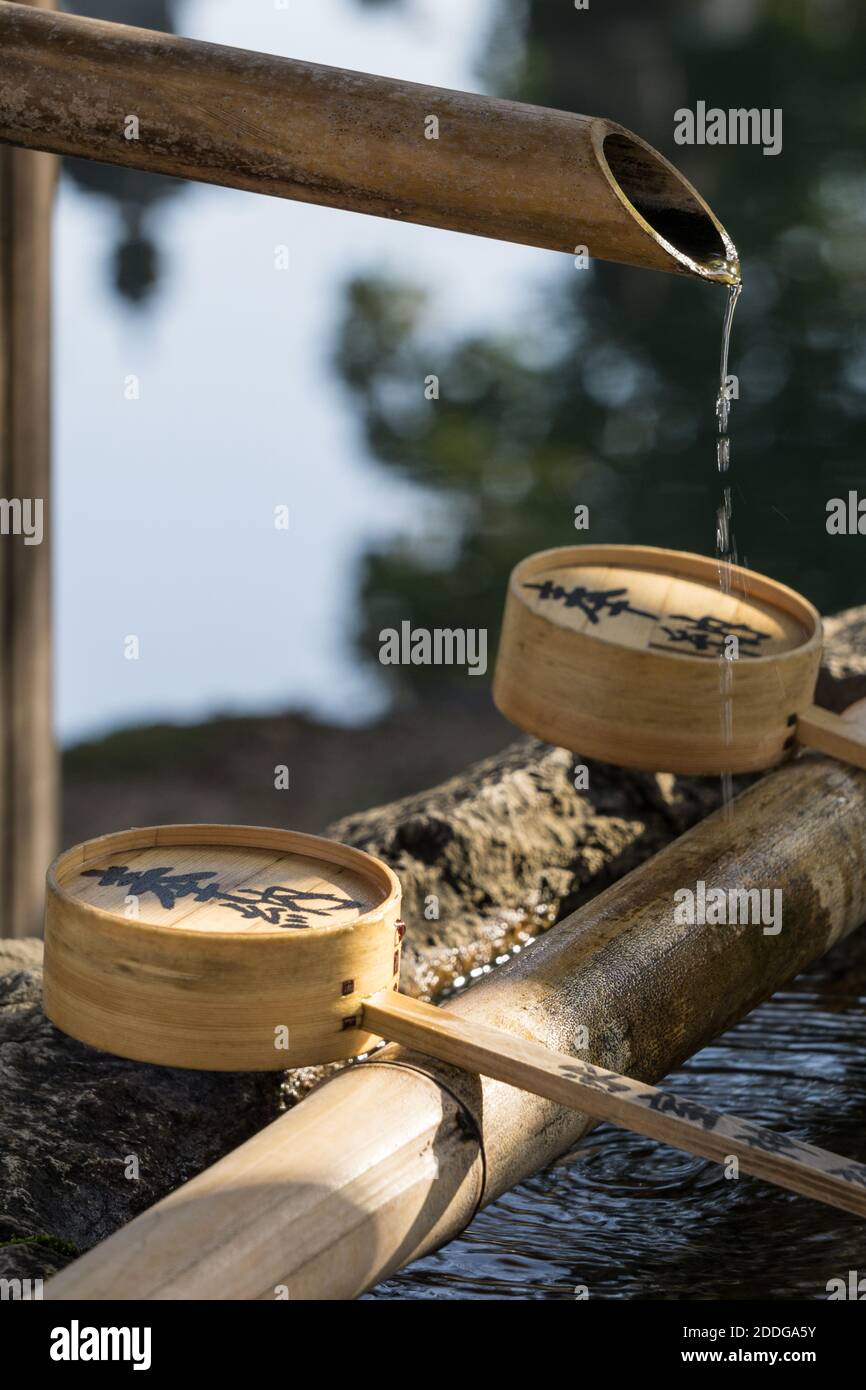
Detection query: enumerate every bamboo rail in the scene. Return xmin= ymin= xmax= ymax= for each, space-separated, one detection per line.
xmin=47 ymin=752 xmax=866 ymax=1300
xmin=0 ymin=2 xmax=737 ymax=282
xmin=0 ymin=0 xmax=56 ymax=938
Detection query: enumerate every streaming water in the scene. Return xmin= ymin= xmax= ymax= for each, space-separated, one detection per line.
xmin=367 ymin=928 xmax=866 ymax=1300
xmin=715 ymin=280 xmax=743 ymax=818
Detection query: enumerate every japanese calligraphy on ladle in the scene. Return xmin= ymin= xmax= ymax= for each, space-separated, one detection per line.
xmin=524 ymin=579 xmax=772 ymax=658
xmin=81 ymin=863 xmax=365 ymax=929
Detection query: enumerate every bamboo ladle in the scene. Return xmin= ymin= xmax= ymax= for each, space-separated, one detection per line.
xmin=493 ymin=543 xmax=866 ymax=775
xmin=43 ymin=824 xmax=866 ymax=1221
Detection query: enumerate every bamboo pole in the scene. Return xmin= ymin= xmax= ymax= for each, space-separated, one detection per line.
xmin=47 ymin=753 xmax=866 ymax=1300
xmin=0 ymin=2 xmax=737 ymax=282
xmin=363 ymin=992 xmax=866 ymax=1218
xmin=0 ymin=0 xmax=57 ymax=938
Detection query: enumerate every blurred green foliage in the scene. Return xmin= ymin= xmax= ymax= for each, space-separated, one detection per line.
xmin=337 ymin=0 xmax=866 ymax=695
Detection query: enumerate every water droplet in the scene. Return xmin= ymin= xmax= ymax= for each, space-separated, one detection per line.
xmin=717 ymin=436 xmax=730 ymax=472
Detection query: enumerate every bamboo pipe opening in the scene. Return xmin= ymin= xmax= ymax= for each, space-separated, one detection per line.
xmin=596 ymin=129 xmax=740 ymax=284
xmin=0 ymin=6 xmax=740 ymax=282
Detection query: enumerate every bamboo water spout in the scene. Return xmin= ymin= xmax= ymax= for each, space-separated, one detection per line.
xmin=0 ymin=2 xmax=737 ymax=282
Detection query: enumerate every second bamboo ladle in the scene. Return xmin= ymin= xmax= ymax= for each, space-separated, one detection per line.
xmin=493 ymin=543 xmax=866 ymax=775
xmin=43 ymin=824 xmax=866 ymax=1221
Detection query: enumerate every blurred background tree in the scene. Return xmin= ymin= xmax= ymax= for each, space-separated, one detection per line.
xmin=336 ymin=0 xmax=866 ymax=699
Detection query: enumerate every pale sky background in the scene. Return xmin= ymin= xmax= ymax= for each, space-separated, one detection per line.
xmin=54 ymin=0 xmax=557 ymax=744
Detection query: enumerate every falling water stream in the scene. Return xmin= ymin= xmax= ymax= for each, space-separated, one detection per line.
xmin=716 ymin=280 xmax=743 ymax=817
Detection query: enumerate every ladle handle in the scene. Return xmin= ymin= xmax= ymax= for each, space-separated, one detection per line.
xmin=796 ymin=700 xmax=866 ymax=770
xmin=362 ymin=991 xmax=866 ymax=1219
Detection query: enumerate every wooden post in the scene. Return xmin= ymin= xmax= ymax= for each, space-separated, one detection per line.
xmin=0 ymin=0 xmax=57 ymax=937
xmin=0 ymin=2 xmax=737 ymax=282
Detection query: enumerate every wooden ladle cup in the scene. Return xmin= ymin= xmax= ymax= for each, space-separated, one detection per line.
xmin=493 ymin=543 xmax=866 ymax=775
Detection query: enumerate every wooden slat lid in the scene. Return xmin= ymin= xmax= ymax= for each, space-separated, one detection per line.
xmin=515 ymin=546 xmax=818 ymax=662
xmin=50 ymin=824 xmax=398 ymax=937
